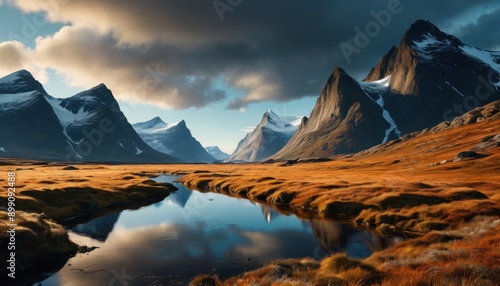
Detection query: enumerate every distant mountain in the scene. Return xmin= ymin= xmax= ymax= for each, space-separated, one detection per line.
xmin=226 ymin=110 xmax=304 ymax=162
xmin=0 ymin=70 xmax=181 ymax=163
xmin=133 ymin=117 xmax=216 ymax=163
xmin=273 ymin=20 xmax=500 ymax=159
xmin=205 ymin=146 xmax=229 ymax=161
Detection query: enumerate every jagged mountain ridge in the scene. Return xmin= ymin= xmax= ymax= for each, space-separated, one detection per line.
xmin=273 ymin=20 xmax=500 ymax=159
xmin=0 ymin=70 xmax=181 ymax=163
xmin=226 ymin=109 xmax=304 ymax=162
xmin=133 ymin=117 xmax=216 ymax=163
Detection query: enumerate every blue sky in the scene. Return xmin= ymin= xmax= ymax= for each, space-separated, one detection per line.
xmin=1 ymin=0 xmax=499 ymax=153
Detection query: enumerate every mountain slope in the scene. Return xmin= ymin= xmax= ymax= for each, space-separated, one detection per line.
xmin=205 ymin=146 xmax=229 ymax=161
xmin=226 ymin=110 xmax=303 ymax=162
xmin=0 ymin=71 xmax=74 ymax=160
xmin=0 ymin=71 xmax=181 ymax=163
xmin=273 ymin=20 xmax=500 ymax=160
xmin=133 ymin=117 xmax=216 ymax=163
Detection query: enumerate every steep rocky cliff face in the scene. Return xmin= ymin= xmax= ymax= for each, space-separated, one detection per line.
xmin=272 ymin=20 xmax=500 ymax=159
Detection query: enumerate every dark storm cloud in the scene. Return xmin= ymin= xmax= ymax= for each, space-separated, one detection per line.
xmin=455 ymin=7 xmax=500 ymax=50
xmin=6 ymin=0 xmax=500 ymax=109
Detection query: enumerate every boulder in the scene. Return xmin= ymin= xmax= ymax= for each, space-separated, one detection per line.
xmin=453 ymin=151 xmax=488 ymax=162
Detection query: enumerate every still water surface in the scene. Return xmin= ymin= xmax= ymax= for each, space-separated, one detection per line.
xmin=41 ymin=175 xmax=401 ymax=285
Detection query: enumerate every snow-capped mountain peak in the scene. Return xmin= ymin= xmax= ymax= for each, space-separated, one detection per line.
xmin=0 ymin=70 xmax=180 ymax=163
xmin=226 ymin=109 xmax=305 ymax=162
xmin=0 ymin=70 xmax=48 ymax=95
xmin=132 ymin=116 xmax=168 ymax=131
xmin=262 ymin=109 xmax=304 ymax=134
xmin=273 ymin=19 xmax=500 ymax=160
xmin=404 ymin=19 xmax=461 ymax=47
xmin=133 ymin=118 xmax=215 ymax=163
xmin=133 ymin=119 xmax=185 ymax=135
xmin=0 ymin=70 xmax=32 ymax=84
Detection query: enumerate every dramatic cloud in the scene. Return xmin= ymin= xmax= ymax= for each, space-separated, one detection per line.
xmin=0 ymin=41 xmax=47 ymax=82
xmin=3 ymin=0 xmax=500 ymax=109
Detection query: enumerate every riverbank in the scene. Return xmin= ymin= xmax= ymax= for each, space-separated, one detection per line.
xmin=178 ymin=117 xmax=500 ymax=285
xmin=0 ymin=163 xmax=178 ymax=281
xmin=0 ymin=117 xmax=498 ymax=284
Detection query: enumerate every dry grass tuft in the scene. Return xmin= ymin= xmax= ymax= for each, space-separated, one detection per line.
xmin=189 ymin=275 xmax=222 ymax=286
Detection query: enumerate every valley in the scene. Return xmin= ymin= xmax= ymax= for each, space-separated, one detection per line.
xmin=0 ymin=103 xmax=498 ymax=284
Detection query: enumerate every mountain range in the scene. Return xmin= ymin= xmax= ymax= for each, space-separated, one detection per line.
xmin=225 ymin=109 xmax=303 ymax=162
xmin=0 ymin=71 xmax=180 ymax=163
xmin=273 ymin=20 xmax=500 ymax=159
xmin=133 ymin=117 xmax=216 ymax=163
xmin=1 ymin=20 xmax=498 ymax=163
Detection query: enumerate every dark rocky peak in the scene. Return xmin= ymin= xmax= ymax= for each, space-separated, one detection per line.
xmin=61 ymin=83 xmax=117 ymax=113
xmin=365 ymin=46 xmax=398 ymax=81
xmin=402 ymin=19 xmax=462 ymax=49
xmin=321 ymin=68 xmax=355 ymax=97
xmin=163 ymin=119 xmax=189 ymax=134
xmin=0 ymin=69 xmax=48 ymax=95
xmin=175 ymin=120 xmax=187 ymax=128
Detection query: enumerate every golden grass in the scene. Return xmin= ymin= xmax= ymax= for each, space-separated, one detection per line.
xmin=0 ymin=114 xmax=497 ymax=282
xmin=0 ymin=166 xmax=177 ymax=223
xmin=191 ymin=217 xmax=499 ymax=285
xmin=0 ymin=211 xmax=78 ymax=272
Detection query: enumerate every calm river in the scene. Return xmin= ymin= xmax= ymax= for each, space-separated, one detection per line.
xmin=40 ymin=175 xmax=402 ymax=285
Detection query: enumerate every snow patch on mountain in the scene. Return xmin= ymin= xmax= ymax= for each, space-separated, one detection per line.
xmin=445 ymin=81 xmax=465 ymax=97
xmin=460 ymin=46 xmax=500 ymax=74
xmin=263 ymin=110 xmax=303 ymax=133
xmin=412 ymin=33 xmax=439 ymax=61
xmin=359 ymin=76 xmax=402 ymax=144
xmin=411 ymin=33 xmax=456 ymax=62
xmin=134 ymin=119 xmax=181 ymax=135
xmin=143 ymin=139 xmax=172 ymax=155
xmin=45 ymin=96 xmax=94 ymax=144
xmin=0 ymin=71 xmax=24 ymax=85
xmin=413 ymin=33 xmax=440 ymax=49
xmin=135 ymin=146 xmax=143 ymax=155
xmin=376 ymin=94 xmax=402 ymax=143
xmin=0 ymin=92 xmax=38 ymax=112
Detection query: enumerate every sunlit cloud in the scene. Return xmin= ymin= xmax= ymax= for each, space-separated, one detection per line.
xmin=2 ymin=0 xmax=500 ymax=110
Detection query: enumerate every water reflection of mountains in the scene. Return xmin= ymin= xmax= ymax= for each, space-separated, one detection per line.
xmin=71 ymin=212 xmax=121 ymax=241
xmin=309 ymin=219 xmax=402 ymax=258
xmin=259 ymin=203 xmax=401 ymax=258
xmin=72 ymin=190 xmax=400 ymax=260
